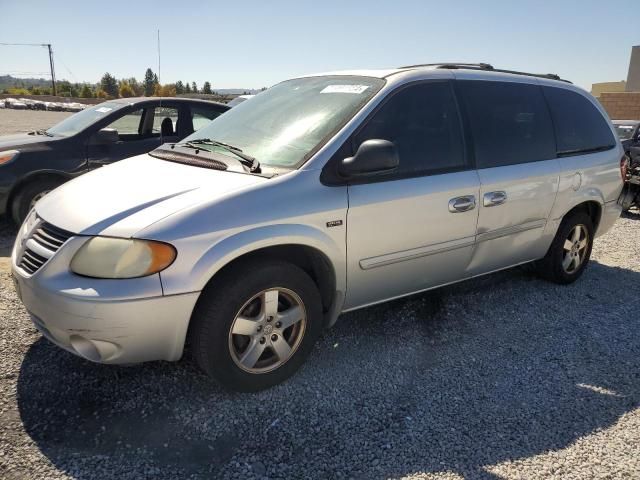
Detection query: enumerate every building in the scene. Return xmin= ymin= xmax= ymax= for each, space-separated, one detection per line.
xmin=596 ymin=45 xmax=640 ymax=120
xmin=591 ymin=81 xmax=626 ymax=98
xmin=627 ymin=45 xmax=640 ymax=92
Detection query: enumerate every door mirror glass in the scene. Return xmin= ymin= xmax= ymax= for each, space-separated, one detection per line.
xmin=91 ymin=128 xmax=119 ymax=145
xmin=339 ymin=139 xmax=399 ymax=178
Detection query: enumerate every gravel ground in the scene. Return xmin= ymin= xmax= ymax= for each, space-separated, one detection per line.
xmin=0 ymin=111 xmax=639 ymax=479
xmin=0 ymin=109 xmax=72 ymax=135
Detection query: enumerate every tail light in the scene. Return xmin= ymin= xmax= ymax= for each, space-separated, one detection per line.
xmin=620 ymin=155 xmax=629 ymax=180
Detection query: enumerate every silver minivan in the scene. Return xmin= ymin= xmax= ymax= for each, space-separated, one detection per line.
xmin=11 ymin=64 xmax=624 ymax=391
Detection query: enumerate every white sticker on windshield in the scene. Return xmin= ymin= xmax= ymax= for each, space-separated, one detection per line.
xmin=321 ymin=85 xmax=369 ymax=94
xmin=95 ymin=107 xmax=112 ymax=113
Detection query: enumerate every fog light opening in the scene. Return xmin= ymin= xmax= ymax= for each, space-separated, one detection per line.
xmin=69 ymin=335 xmax=102 ymax=362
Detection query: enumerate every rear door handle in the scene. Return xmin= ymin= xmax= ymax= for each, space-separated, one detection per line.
xmin=483 ymin=191 xmax=507 ymax=207
xmin=448 ymin=195 xmax=476 ymax=213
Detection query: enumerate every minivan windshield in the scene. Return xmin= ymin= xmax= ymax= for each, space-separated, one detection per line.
xmin=180 ymin=76 xmax=385 ymax=168
xmin=47 ymin=101 xmax=127 ymax=137
xmin=613 ymin=123 xmax=638 ymax=141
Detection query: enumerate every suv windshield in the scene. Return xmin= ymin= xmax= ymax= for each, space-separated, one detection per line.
xmin=180 ymin=76 xmax=385 ymax=168
xmin=47 ymin=101 xmax=127 ymax=137
xmin=613 ymin=123 xmax=638 ymax=141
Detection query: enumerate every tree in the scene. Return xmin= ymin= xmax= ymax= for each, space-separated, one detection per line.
xmin=126 ymin=77 xmax=143 ymax=96
xmin=143 ymin=68 xmax=156 ymax=96
xmin=185 ymin=82 xmax=192 ymax=94
xmin=96 ymin=89 xmax=109 ymax=99
xmin=99 ymin=73 xmax=118 ymax=98
xmin=191 ymin=82 xmax=198 ymax=94
xmin=175 ymin=81 xmax=185 ymax=95
xmin=158 ymin=84 xmax=176 ymax=96
xmin=202 ymin=81 xmax=212 ymax=94
xmin=79 ymin=84 xmax=94 ymax=98
xmin=119 ymin=81 xmax=135 ymax=98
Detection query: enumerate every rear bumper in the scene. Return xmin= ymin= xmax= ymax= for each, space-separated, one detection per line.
xmin=596 ymin=199 xmax=622 ymax=238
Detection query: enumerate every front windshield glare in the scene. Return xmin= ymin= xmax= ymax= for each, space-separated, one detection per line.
xmin=182 ymin=76 xmax=385 ymax=168
xmin=47 ymin=102 xmax=126 ymax=137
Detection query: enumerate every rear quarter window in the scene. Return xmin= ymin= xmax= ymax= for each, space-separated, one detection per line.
xmin=457 ymin=81 xmax=556 ymax=168
xmin=543 ymin=86 xmax=616 ymax=155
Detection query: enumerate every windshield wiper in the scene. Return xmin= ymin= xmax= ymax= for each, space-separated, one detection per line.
xmin=179 ymin=138 xmax=260 ymax=172
xmin=33 ymin=129 xmax=54 ymax=137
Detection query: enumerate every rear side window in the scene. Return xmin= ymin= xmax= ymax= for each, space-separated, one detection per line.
xmin=353 ymin=81 xmax=466 ymax=176
xmin=191 ymin=106 xmax=223 ymax=131
xmin=543 ymin=87 xmax=616 ymax=155
xmin=458 ymin=81 xmax=556 ymax=168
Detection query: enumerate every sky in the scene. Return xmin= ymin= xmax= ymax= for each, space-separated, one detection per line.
xmin=0 ymin=0 xmax=638 ymax=91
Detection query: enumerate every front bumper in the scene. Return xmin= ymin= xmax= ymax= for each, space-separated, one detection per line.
xmin=12 ymin=231 xmax=199 ymax=364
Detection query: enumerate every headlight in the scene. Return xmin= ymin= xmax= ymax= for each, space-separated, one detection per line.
xmin=0 ymin=150 xmax=19 ymax=165
xmin=70 ymin=237 xmax=176 ymax=279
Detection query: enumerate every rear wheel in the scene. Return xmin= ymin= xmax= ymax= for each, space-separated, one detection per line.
xmin=11 ymin=178 xmax=63 ymax=225
xmin=535 ymin=211 xmax=594 ymax=284
xmin=189 ymin=260 xmax=323 ymax=392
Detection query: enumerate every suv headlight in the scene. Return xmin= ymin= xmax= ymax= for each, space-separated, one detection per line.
xmin=70 ymin=237 xmax=176 ymax=279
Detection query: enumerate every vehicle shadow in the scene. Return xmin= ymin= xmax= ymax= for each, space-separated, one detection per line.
xmin=15 ymin=260 xmax=640 ymax=479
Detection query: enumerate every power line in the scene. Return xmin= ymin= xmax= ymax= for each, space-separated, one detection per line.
xmin=0 ymin=42 xmax=56 ymax=94
xmin=54 ymin=53 xmax=78 ymax=82
xmin=0 ymin=42 xmax=49 ymax=47
xmin=0 ymin=71 xmax=51 ymax=75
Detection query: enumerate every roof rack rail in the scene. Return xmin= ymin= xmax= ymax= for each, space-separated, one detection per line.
xmin=400 ymin=62 xmax=494 ymax=70
xmin=398 ymin=63 xmax=571 ymax=84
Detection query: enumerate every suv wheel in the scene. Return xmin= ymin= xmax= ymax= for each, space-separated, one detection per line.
xmin=189 ymin=260 xmax=323 ymax=392
xmin=535 ymin=211 xmax=594 ymax=284
xmin=11 ymin=178 xmax=63 ymax=225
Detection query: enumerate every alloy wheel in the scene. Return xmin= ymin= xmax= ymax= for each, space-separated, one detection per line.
xmin=228 ymin=287 xmax=307 ymax=374
xmin=562 ymin=224 xmax=589 ymax=273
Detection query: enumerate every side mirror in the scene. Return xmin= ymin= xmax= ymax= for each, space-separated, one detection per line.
xmin=91 ymin=128 xmax=119 ymax=145
xmin=338 ymin=139 xmax=399 ymax=178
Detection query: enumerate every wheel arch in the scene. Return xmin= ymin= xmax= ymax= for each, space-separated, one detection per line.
xmin=561 ymin=199 xmax=603 ymax=233
xmin=180 ymin=224 xmax=346 ymax=328
xmin=8 ymin=170 xmax=71 ymax=213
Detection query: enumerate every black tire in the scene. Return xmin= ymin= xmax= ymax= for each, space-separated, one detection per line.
xmin=189 ymin=259 xmax=323 ymax=392
xmin=11 ymin=178 xmax=63 ymax=225
xmin=535 ymin=211 xmax=594 ymax=285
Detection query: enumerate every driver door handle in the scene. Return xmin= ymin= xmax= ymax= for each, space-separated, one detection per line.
xmin=448 ymin=195 xmax=476 ymax=213
xmin=483 ymin=191 xmax=507 ymax=207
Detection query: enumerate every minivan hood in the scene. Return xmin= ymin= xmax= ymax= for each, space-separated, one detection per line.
xmin=36 ymin=155 xmax=268 ymax=237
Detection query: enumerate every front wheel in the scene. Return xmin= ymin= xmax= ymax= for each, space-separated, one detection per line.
xmin=535 ymin=211 xmax=594 ymax=284
xmin=189 ymin=260 xmax=323 ymax=392
xmin=11 ymin=178 xmax=63 ymax=225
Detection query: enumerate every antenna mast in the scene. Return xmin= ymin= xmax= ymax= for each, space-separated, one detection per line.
xmin=157 ymin=29 xmax=161 ymax=84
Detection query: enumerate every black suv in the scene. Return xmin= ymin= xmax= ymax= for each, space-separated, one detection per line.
xmin=0 ymin=97 xmax=229 ymax=223
xmin=613 ymin=119 xmax=640 ymax=164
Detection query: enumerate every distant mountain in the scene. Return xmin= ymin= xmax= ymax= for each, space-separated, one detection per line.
xmin=0 ymin=75 xmax=53 ymax=90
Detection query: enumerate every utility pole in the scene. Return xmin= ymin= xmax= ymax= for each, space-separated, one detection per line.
xmin=0 ymin=42 xmax=57 ymax=95
xmin=47 ymin=44 xmax=56 ymax=96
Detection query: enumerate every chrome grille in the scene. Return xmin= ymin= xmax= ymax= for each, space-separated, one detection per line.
xmin=18 ymin=221 xmax=73 ymax=275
